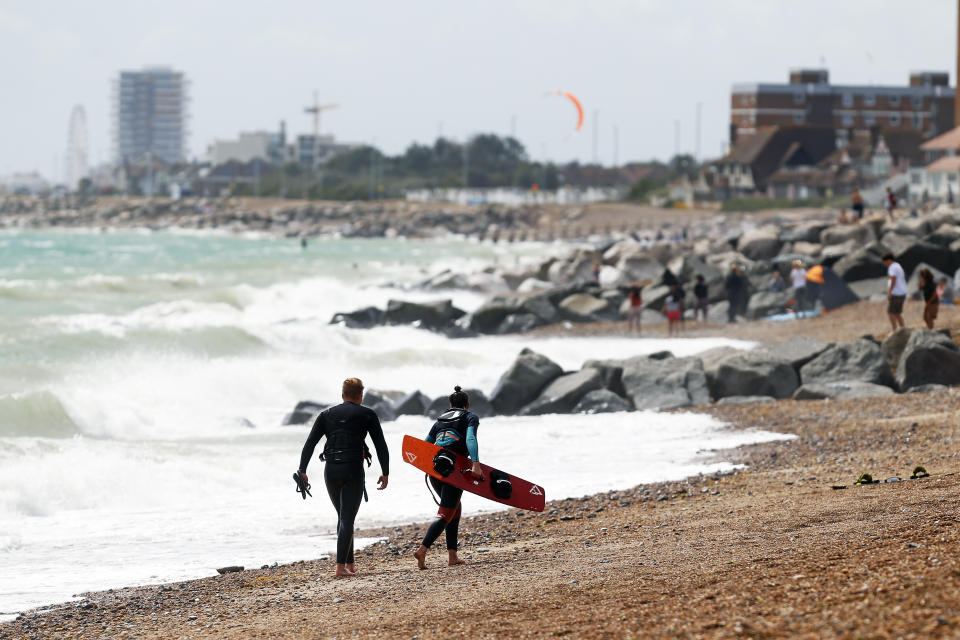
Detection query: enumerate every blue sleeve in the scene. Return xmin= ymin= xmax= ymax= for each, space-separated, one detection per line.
xmin=465 ymin=414 xmax=479 ymax=462
xmin=425 ymin=422 xmax=439 ymax=444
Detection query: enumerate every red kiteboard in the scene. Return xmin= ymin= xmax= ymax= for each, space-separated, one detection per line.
xmin=401 ymin=435 xmax=545 ymax=512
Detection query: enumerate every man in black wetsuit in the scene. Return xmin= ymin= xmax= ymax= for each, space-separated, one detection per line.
xmin=413 ymin=386 xmax=482 ymax=570
xmin=298 ymin=377 xmax=389 ymax=578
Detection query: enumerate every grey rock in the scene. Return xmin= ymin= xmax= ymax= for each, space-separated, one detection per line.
xmin=764 ymin=337 xmax=829 ymax=371
xmin=467 ymin=298 xmax=523 ymax=334
xmin=746 ymin=290 xmax=793 ymax=319
xmin=558 ymin=293 xmax=608 ymax=322
xmin=737 ymin=228 xmax=783 ymax=261
xmin=715 ymin=395 xmax=776 ymax=406
xmin=896 ymin=329 xmax=960 ymax=391
xmin=923 ymin=223 xmax=960 ymax=247
xmin=886 ymin=216 xmax=932 ymax=237
xmin=282 ymin=400 xmax=328 ymax=426
xmin=847 ymin=277 xmax=890 ymax=301
xmin=878 ymin=232 xmax=917 ymax=257
xmin=520 ymin=368 xmax=605 ymax=415
xmin=394 ymin=390 xmax=432 ymax=416
xmin=908 ymin=383 xmax=948 ymax=393
xmin=832 ymin=243 xmax=888 ymax=282
xmin=496 ymin=312 xmax=543 ymax=334
xmin=706 ymin=351 xmax=799 ymax=399
xmin=490 ymin=348 xmax=564 ymax=415
xmin=820 ymin=224 xmax=876 ymax=247
xmin=621 ymin=356 xmax=710 ymax=410
xmin=896 ymin=242 xmax=957 ymax=279
xmin=384 ymin=299 xmax=465 ymax=330
xmin=216 ymin=566 xmax=244 ymax=575
xmin=582 ymin=359 xmax=626 ymax=396
xmin=881 ymin=328 xmax=914 ymax=371
xmin=793 ymin=380 xmax=896 ymax=400
xmin=779 ymin=222 xmax=829 ymax=244
xmin=800 ymin=338 xmax=895 ymax=387
xmin=329 ymin=306 xmax=384 ymax=329
xmin=640 ymin=284 xmax=671 ymax=311
xmin=363 ymin=391 xmax=397 ymax=423
xmin=520 ymin=294 xmax=560 ymax=325
xmin=572 ymin=389 xmax=633 ymax=413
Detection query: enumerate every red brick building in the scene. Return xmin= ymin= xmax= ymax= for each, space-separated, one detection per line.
xmin=731 ymin=69 xmax=955 ymax=146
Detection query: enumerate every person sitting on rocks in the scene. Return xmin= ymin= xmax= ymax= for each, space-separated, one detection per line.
xmin=769 ymin=270 xmax=786 ymax=292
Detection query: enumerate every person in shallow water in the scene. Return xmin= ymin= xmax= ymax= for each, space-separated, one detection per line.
xmin=298 ymin=377 xmax=389 ymax=578
xmin=414 ymin=386 xmax=482 ymax=570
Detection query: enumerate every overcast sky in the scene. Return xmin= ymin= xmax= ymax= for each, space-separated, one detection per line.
xmin=0 ymin=0 xmax=956 ymax=180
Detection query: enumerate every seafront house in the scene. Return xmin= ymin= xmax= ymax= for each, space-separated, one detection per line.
xmin=908 ymin=127 xmax=960 ymax=202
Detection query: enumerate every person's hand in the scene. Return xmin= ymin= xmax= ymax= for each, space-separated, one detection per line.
xmin=469 ymin=462 xmax=484 ymax=481
xmin=300 ymin=472 xmax=308 ymax=485
xmin=377 ymin=475 xmax=388 ymax=490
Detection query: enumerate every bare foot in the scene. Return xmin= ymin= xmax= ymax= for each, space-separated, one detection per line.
xmin=334 ymin=563 xmax=356 ymax=578
xmin=414 ymin=545 xmax=428 ymax=570
xmin=346 ymin=563 xmax=356 ymax=574
xmin=447 ymin=552 xmax=466 ymax=566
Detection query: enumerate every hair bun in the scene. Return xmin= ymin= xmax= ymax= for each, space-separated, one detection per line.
xmin=454 ymin=385 xmax=462 ymax=392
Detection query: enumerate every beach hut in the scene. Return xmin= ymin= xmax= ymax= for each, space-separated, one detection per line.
xmin=805 ymin=265 xmax=859 ymax=311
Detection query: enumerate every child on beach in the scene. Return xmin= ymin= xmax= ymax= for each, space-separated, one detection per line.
xmin=627 ymin=286 xmax=642 ymax=334
xmin=665 ymin=288 xmax=682 ymax=336
xmin=919 ymin=267 xmax=939 ymax=329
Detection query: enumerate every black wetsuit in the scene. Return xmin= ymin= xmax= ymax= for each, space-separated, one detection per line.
xmin=421 ymin=410 xmax=479 ymax=550
xmin=299 ymin=401 xmax=389 ymax=564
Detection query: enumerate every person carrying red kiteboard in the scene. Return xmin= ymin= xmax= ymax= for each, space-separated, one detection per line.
xmin=414 ymin=386 xmax=482 ymax=570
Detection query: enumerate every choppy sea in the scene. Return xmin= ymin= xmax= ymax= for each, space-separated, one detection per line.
xmin=0 ymin=229 xmax=789 ymax=618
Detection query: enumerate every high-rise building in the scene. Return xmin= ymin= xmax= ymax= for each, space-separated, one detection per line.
xmin=66 ymin=105 xmax=88 ymax=190
xmin=113 ymin=67 xmax=189 ymax=164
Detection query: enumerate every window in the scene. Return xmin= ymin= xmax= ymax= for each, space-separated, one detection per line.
xmin=913 ymin=95 xmax=923 ymax=108
xmin=793 ymin=113 xmax=805 ymax=124
xmin=914 ymin=113 xmax=923 ymax=128
xmin=793 ymin=92 xmax=805 ymax=104
xmin=890 ymin=94 xmax=901 ymax=106
xmin=842 ymin=93 xmax=853 ymax=107
xmin=950 ymin=173 xmax=959 ymax=183
xmin=864 ymin=93 xmax=875 ymax=106
xmin=865 ymin=114 xmax=876 ymax=126
xmin=890 ymin=113 xmax=901 ymax=126
xmin=842 ymin=114 xmax=854 ymax=126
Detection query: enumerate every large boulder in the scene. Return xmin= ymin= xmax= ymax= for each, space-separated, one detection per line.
xmin=745 ymin=290 xmax=793 ymax=319
xmin=640 ymin=284 xmax=672 ymax=311
xmin=799 ymin=338 xmax=894 ymax=388
xmin=847 ymin=277 xmax=889 ymax=301
xmin=896 ymin=242 xmax=956 ymax=279
xmin=885 ymin=216 xmax=932 ymax=237
xmin=330 ymin=306 xmax=384 ymax=329
xmin=881 ymin=328 xmax=914 ymax=371
xmin=495 ymin=312 xmax=542 ymax=334
xmin=764 ymin=337 xmax=830 ymax=371
xmin=779 ymin=222 xmax=829 ymax=244
xmin=282 ymin=400 xmax=328 ymax=426
xmin=384 ymin=299 xmax=465 ymax=330
xmin=363 ymin=391 xmax=397 ymax=423
xmin=879 ymin=232 xmax=918 ymax=257
xmin=832 ymin=243 xmax=888 ymax=282
xmin=706 ymin=351 xmax=799 ymax=399
xmin=546 ymin=249 xmax=601 ymax=283
xmin=572 ymin=389 xmax=632 ymax=414
xmin=923 ymin=223 xmax=960 ymax=247
xmin=394 ymin=390 xmax=432 ymax=416
xmin=895 ymin=330 xmax=960 ymax=391
xmin=737 ymin=228 xmax=783 ymax=261
xmin=519 ymin=368 xmax=605 ymax=415
xmin=490 ymin=348 xmax=564 ymax=415
xmin=582 ymin=359 xmax=627 ymax=396
xmin=520 ymin=294 xmax=560 ymax=325
xmin=558 ymin=293 xmax=608 ymax=322
xmin=620 ymin=356 xmax=710 ymax=410
xmin=793 ymin=380 xmax=896 ymax=400
xmin=820 ymin=224 xmax=875 ymax=247
xmin=467 ymin=298 xmax=523 ymax=334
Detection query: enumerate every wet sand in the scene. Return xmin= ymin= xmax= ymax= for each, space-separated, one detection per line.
xmin=7 ymin=301 xmax=960 ymax=639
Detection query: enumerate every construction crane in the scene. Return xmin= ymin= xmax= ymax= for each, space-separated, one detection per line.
xmin=304 ymin=91 xmax=339 ymax=137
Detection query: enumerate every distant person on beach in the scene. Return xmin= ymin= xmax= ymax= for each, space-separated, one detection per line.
xmin=724 ymin=264 xmax=745 ymax=323
xmin=591 ymin=260 xmax=601 ymax=284
xmin=851 ymin=188 xmax=864 ymax=221
xmin=414 ymin=386 xmax=482 ymax=570
xmin=918 ymin=268 xmax=939 ymax=329
xmin=937 ymin=277 xmax=955 ymax=306
xmin=298 ymin=377 xmax=389 ymax=578
xmin=665 ymin=288 xmax=682 ymax=336
xmin=882 ymin=253 xmax=907 ymax=331
xmin=693 ymin=275 xmax=709 ymax=322
xmin=300 ymin=236 xmax=308 ymax=250
xmin=769 ymin=270 xmax=786 ymax=292
xmin=886 ymin=187 xmax=897 ymax=222
xmin=837 ymin=209 xmax=850 ymax=225
xmin=627 ymin=286 xmax=643 ymax=334
xmin=790 ymin=260 xmax=807 ymax=312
